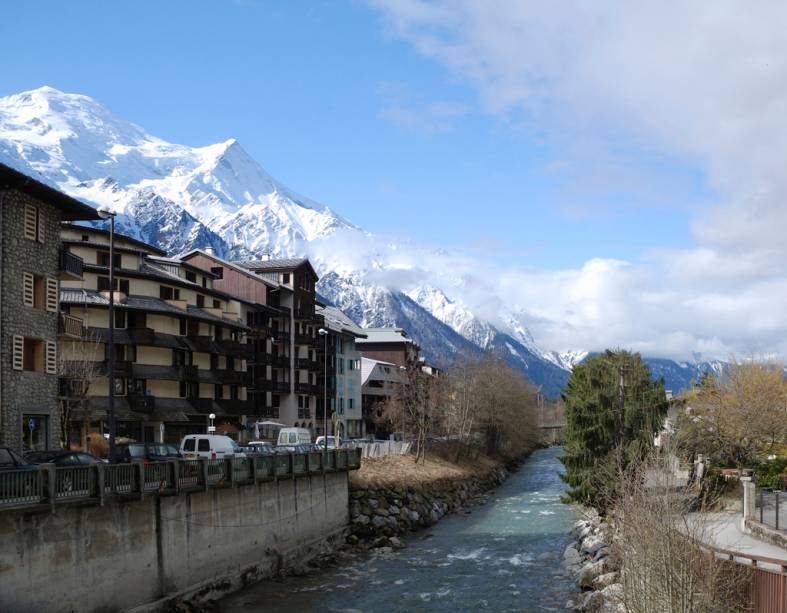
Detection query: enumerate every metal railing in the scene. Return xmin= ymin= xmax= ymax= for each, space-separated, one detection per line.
xmin=0 ymin=448 xmax=362 ymax=512
xmin=756 ymin=489 xmax=785 ymax=531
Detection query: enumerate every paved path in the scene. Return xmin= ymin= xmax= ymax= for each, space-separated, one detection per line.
xmin=686 ymin=512 xmax=787 ymax=571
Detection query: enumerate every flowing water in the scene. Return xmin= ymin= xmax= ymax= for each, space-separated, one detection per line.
xmin=220 ymin=446 xmax=576 ymax=612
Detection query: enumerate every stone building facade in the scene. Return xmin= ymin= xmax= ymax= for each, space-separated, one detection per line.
xmin=0 ymin=163 xmax=98 ymax=452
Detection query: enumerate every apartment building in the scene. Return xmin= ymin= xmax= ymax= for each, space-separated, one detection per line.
xmin=356 ymin=327 xmax=420 ymax=368
xmin=239 ymin=258 xmax=321 ymax=430
xmin=0 ymin=163 xmax=99 ymax=452
xmin=315 ymin=304 xmax=366 ymax=438
xmin=59 ymin=226 xmax=253 ymax=447
xmin=360 ymin=357 xmax=406 ymax=437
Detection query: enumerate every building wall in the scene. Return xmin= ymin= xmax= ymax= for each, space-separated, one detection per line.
xmin=0 ymin=188 xmax=62 ymax=451
xmin=0 ymin=472 xmax=349 ymax=613
xmin=356 ymin=345 xmax=409 ymax=367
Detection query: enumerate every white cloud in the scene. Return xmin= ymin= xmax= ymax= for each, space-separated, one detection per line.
xmin=361 ymin=1 xmax=787 ymax=360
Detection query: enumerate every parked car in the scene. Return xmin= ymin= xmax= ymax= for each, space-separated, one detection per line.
xmin=115 ymin=442 xmax=181 ymax=464
xmin=275 ymin=443 xmax=318 ymax=454
xmin=24 ymin=450 xmax=102 ymax=466
xmin=315 ymin=435 xmax=342 ymax=449
xmin=240 ymin=441 xmax=275 ymax=455
xmin=0 ymin=447 xmax=36 ymax=470
xmin=180 ymin=435 xmax=244 ymax=460
xmin=276 ymin=427 xmax=312 ymax=447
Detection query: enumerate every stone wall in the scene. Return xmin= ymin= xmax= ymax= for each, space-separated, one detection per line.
xmin=0 ymin=472 xmax=349 ymax=613
xmin=347 ymin=465 xmax=508 ymax=548
xmin=0 ymin=187 xmax=62 ymax=451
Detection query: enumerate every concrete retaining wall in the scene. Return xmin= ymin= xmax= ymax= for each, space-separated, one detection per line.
xmin=0 ymin=472 xmax=349 ymax=613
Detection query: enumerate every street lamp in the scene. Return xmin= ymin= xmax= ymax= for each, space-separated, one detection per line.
xmin=97 ymin=206 xmax=117 ymax=463
xmin=318 ymin=328 xmax=328 ymax=456
xmin=208 ymin=413 xmax=216 ymax=434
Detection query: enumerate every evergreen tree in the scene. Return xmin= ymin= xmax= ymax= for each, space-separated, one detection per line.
xmin=560 ymin=350 xmax=668 ymax=507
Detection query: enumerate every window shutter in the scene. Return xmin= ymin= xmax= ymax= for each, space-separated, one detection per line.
xmin=37 ymin=208 xmax=45 ymax=243
xmin=12 ymin=335 xmax=24 ymax=370
xmin=24 ymin=204 xmax=37 ymax=240
xmin=45 ymin=278 xmax=59 ymax=313
xmin=45 ymin=341 xmax=57 ymax=374
xmin=22 ymin=272 xmax=34 ymax=307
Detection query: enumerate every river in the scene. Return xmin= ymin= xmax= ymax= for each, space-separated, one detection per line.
xmin=220 ymin=446 xmax=576 ymax=612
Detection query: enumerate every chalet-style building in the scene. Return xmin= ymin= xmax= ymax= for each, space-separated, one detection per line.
xmin=360 ymin=357 xmax=405 ymax=438
xmin=315 ymin=304 xmax=366 ymax=437
xmin=59 ymin=226 xmax=253 ymax=447
xmin=0 ymin=163 xmax=99 ymax=452
xmin=356 ymin=327 xmax=420 ymax=368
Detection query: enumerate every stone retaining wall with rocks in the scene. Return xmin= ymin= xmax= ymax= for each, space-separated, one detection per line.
xmin=563 ymin=508 xmax=623 ymax=613
xmin=347 ymin=465 xmax=509 ymax=549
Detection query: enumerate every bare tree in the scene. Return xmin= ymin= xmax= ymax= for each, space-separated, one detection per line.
xmin=602 ymin=450 xmax=752 ymax=613
xmin=58 ymin=332 xmax=102 ymax=449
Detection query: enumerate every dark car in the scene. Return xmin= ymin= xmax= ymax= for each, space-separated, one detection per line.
xmin=0 ymin=447 xmax=36 ymax=470
xmin=116 ymin=442 xmax=181 ymax=464
xmin=24 ymin=450 xmax=102 ymax=465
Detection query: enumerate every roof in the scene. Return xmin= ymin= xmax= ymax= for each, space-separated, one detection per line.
xmin=316 ymin=305 xmax=367 ymax=338
xmin=62 ymin=223 xmax=166 ymax=256
xmin=361 ymin=357 xmax=399 ymax=386
xmin=60 ymin=288 xmax=248 ymax=329
xmin=240 ymin=257 xmax=318 ymax=281
xmin=355 ymin=327 xmax=416 ymax=345
xmin=180 ymin=249 xmax=278 ymax=289
xmin=0 ymin=163 xmax=99 ymax=221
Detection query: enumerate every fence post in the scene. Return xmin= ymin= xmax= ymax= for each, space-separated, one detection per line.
xmin=133 ymin=460 xmax=145 ymax=499
xmin=226 ymin=458 xmax=235 ymax=487
xmin=96 ymin=463 xmax=105 ymax=506
xmin=41 ymin=464 xmax=56 ymax=512
xmin=201 ymin=459 xmax=209 ymax=492
xmin=170 ymin=459 xmax=180 ymax=494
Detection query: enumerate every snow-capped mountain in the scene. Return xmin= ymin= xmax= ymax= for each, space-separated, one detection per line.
xmin=0 ymin=86 xmax=716 ymax=396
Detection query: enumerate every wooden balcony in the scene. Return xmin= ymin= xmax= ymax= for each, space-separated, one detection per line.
xmin=58 ymin=314 xmax=84 ymax=338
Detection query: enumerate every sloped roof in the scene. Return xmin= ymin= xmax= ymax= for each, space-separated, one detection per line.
xmin=360 ymin=356 xmax=398 ymax=385
xmin=179 ymin=249 xmax=278 ymax=289
xmin=316 ymin=305 xmax=367 ymax=338
xmin=239 ymin=257 xmax=318 ymax=281
xmin=60 ymin=289 xmax=248 ymax=329
xmin=0 ymin=163 xmax=99 ymax=221
xmin=355 ymin=327 xmax=415 ymax=345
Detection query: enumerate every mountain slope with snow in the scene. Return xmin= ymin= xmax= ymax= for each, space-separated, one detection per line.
xmin=0 ymin=86 xmax=714 ymax=397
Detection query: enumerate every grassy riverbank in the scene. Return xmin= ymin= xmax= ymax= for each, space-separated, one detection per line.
xmin=350 ymin=453 xmax=503 ymax=490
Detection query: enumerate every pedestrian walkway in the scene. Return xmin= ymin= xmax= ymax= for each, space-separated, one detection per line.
xmin=686 ymin=512 xmax=787 ymax=571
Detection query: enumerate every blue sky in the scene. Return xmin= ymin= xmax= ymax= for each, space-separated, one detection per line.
xmin=0 ymin=0 xmax=703 ymax=271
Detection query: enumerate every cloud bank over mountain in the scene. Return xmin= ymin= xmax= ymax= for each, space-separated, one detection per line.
xmin=369 ymin=0 xmax=787 ymax=360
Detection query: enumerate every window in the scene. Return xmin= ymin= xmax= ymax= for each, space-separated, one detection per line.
xmin=211 ymin=266 xmax=224 ymax=279
xmin=282 ymin=273 xmax=290 ymax=284
xmin=202 ymin=276 xmax=207 ymax=288
xmin=185 ymin=270 xmax=196 ymax=283
xmin=183 ymin=438 xmax=195 ymax=452
xmin=338 ymin=358 xmax=344 ymax=374
xmin=197 ymin=294 xmax=205 ymax=308
xmin=114 ymin=310 xmax=127 ymax=328
xmin=113 ymin=378 xmax=126 ymax=396
xmin=214 ymin=384 xmax=223 ymax=399
xmin=98 ymin=276 xmax=129 ymax=294
xmin=159 ymin=286 xmax=180 ymax=301
xmin=213 ymin=299 xmax=220 ymax=309
xmin=13 ymin=336 xmax=55 ymax=373
xmin=179 ymin=319 xmax=187 ymax=335
xmin=23 ymin=203 xmax=44 ymax=242
xmin=81 ymin=234 xmax=89 ymax=242
xmin=23 ymin=273 xmax=57 ymax=312
xmin=22 ymin=415 xmax=49 ymax=452
xmin=97 ymin=251 xmax=122 ymax=269
xmin=197 ymin=439 xmax=210 ymax=452
xmin=348 ymin=398 xmax=354 ymax=410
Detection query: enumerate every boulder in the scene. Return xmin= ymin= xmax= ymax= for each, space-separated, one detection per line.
xmin=577 ymin=559 xmax=605 ymax=589
xmin=592 ymin=572 xmax=619 ymax=590
xmin=371 ymin=515 xmax=387 ymax=529
xmin=367 ymin=498 xmax=379 ymax=509
xmin=375 ymin=507 xmax=390 ymax=517
xmin=580 ymin=534 xmax=606 ymax=557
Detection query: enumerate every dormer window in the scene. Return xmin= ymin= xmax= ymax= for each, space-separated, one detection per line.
xmin=211 ymin=266 xmax=224 ymax=279
xmin=282 ymin=273 xmax=290 ymax=284
xmin=185 ymin=271 xmax=196 ymax=283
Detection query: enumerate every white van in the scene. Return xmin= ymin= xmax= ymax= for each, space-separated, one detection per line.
xmin=180 ymin=434 xmax=244 ymax=460
xmin=276 ymin=428 xmax=312 ymax=447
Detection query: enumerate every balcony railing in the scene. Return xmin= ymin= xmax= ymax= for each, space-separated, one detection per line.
xmin=271 ymin=330 xmax=289 ymax=343
xmin=0 ymin=450 xmax=362 ymax=511
xmin=59 ymin=249 xmax=84 ymax=279
xmin=58 ymin=314 xmax=84 ymax=338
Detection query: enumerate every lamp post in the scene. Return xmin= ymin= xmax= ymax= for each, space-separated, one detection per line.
xmin=318 ymin=328 xmax=328 ymax=456
xmin=208 ymin=413 xmax=216 ymax=434
xmin=97 ymin=206 xmax=117 ymax=463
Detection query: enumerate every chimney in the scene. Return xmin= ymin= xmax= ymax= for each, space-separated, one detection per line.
xmin=204 ymin=246 xmax=214 ymax=256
